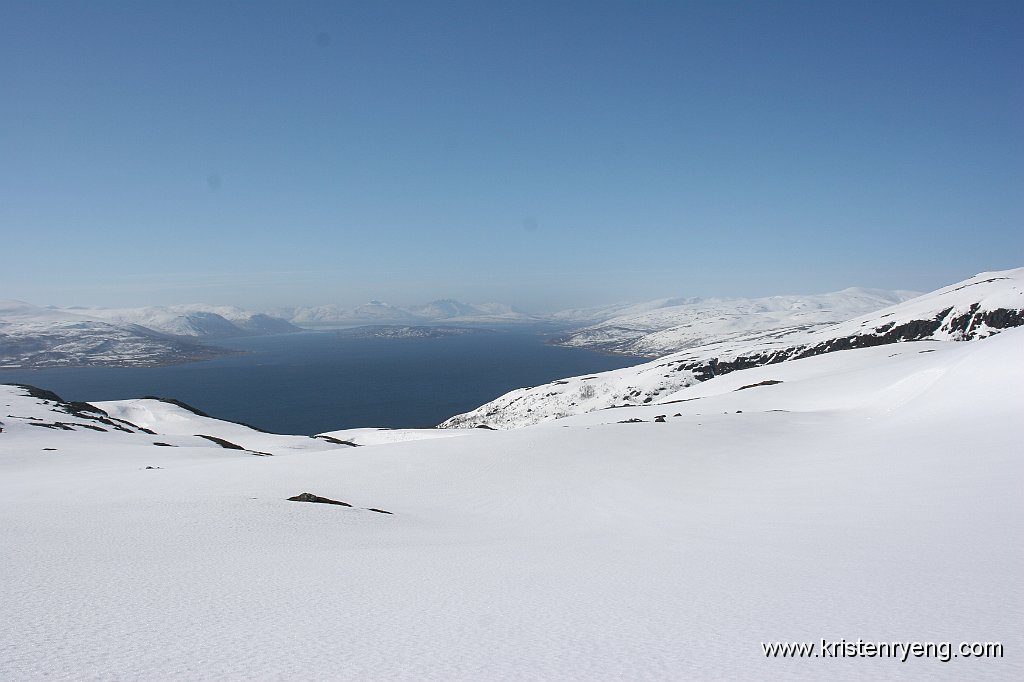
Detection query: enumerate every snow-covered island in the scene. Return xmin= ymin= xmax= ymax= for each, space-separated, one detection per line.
xmin=1 ymin=268 xmax=1022 ymax=680
xmin=334 ymin=324 xmax=490 ymax=340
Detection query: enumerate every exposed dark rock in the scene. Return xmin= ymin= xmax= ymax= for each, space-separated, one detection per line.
xmin=367 ymin=508 xmax=393 ymax=515
xmin=11 ymin=384 xmax=64 ymax=403
xmin=5 ymin=384 xmax=155 ymax=434
xmin=28 ymin=421 xmax=81 ymax=431
xmin=682 ymin=306 xmax=1024 ymax=385
xmin=618 ymin=418 xmax=645 ymax=424
xmin=287 ymin=492 xmax=352 ymax=507
xmin=474 ymin=424 xmax=496 ymax=430
xmin=153 ymin=442 xmax=174 ymax=447
xmin=312 ymin=434 xmax=359 ymax=446
xmin=654 ymin=415 xmax=666 ymax=422
xmin=195 ymin=434 xmax=245 ymax=450
xmin=736 ymin=380 xmax=783 ymax=391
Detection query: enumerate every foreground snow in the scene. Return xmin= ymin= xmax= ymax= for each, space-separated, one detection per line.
xmin=1 ymin=326 xmax=1021 ymax=680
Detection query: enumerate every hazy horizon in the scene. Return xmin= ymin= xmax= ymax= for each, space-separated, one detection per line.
xmin=3 ymin=1 xmax=1021 ymax=311
xmin=2 ymin=275 xmax=935 ymax=316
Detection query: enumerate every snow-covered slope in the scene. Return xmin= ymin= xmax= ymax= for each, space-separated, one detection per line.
xmin=0 ymin=301 xmax=232 ymax=368
xmin=550 ymin=287 xmax=919 ymax=357
xmin=441 ymin=268 xmax=1024 ymax=429
xmin=1 ymin=327 xmax=1021 ymax=680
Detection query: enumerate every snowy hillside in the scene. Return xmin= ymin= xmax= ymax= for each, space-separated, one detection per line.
xmin=441 ymin=268 xmax=1024 ymax=429
xmin=550 ymin=287 xmax=918 ymax=357
xmin=2 ymin=325 xmax=1021 ymax=680
xmin=0 ymin=301 xmax=233 ymax=368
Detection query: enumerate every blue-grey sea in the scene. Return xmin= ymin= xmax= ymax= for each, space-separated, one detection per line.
xmin=1 ymin=327 xmax=642 ymax=434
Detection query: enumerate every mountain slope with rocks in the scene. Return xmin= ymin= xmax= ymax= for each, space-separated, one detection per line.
xmin=440 ymin=268 xmax=1023 ymax=429
xmin=549 ymin=287 xmax=919 ymax=357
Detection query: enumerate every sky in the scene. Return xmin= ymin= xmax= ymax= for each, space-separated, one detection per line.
xmin=1 ymin=0 xmax=1021 ymax=312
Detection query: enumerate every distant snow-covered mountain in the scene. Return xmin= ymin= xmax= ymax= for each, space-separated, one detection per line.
xmin=283 ymin=299 xmax=539 ymax=326
xmin=0 ymin=301 xmax=298 ymax=368
xmin=73 ymin=304 xmax=301 ymax=338
xmin=440 ymin=268 xmax=1024 ymax=429
xmin=0 ymin=301 xmax=233 ymax=368
xmin=550 ymin=287 xmax=920 ymax=357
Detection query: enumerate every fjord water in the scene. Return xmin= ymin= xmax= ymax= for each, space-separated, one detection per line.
xmin=0 ymin=328 xmax=642 ymax=434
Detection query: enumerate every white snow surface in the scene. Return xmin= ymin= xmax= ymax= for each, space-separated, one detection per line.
xmin=443 ymin=268 xmax=1024 ymax=429
xmin=317 ymin=426 xmax=487 ymax=446
xmin=1 ymin=327 xmax=1022 ymax=680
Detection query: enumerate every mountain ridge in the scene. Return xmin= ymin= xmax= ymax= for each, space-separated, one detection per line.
xmin=439 ymin=268 xmax=1024 ymax=429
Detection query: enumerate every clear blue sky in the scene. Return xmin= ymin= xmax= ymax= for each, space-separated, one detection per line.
xmin=2 ymin=0 xmax=1021 ymax=311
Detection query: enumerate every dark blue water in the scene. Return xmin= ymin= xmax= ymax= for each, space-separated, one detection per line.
xmin=0 ymin=328 xmax=642 ymax=434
